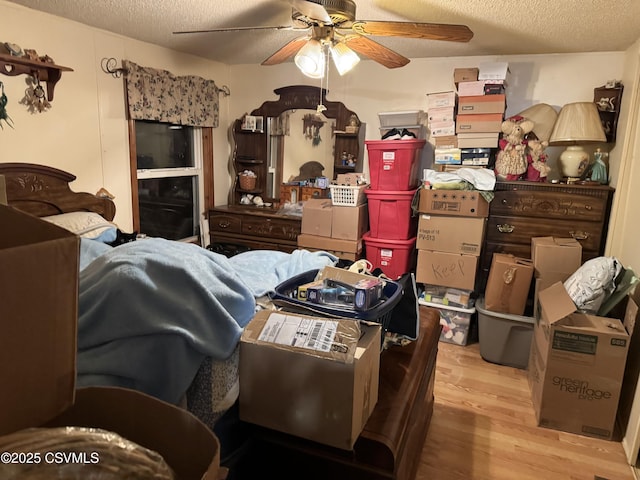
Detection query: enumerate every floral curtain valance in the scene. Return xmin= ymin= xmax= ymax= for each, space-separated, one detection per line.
xmin=123 ymin=60 xmax=220 ymax=128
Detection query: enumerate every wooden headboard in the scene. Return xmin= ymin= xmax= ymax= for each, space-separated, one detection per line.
xmin=0 ymin=163 xmax=116 ymax=220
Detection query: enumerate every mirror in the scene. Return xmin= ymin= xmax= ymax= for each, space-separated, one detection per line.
xmin=232 ymin=85 xmax=363 ymax=206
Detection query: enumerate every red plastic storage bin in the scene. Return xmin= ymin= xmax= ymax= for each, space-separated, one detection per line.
xmin=365 ymin=189 xmax=418 ymax=240
xmin=363 ymin=233 xmax=417 ymax=280
xmin=365 ymin=139 xmax=426 ymax=190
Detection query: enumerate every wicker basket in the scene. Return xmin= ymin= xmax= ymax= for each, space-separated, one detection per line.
xmin=239 ymin=173 xmax=257 ymax=190
xmin=329 ymin=184 xmax=368 ymax=206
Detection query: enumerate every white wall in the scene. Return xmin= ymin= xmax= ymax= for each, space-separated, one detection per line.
xmin=1 ymin=0 xmax=633 ymax=254
xmin=0 ymin=0 xmax=231 ymax=230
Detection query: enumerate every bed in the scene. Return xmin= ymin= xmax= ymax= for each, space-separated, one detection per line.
xmin=0 ymin=162 xmax=337 ymax=461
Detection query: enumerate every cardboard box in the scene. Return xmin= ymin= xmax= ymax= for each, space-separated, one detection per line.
xmin=301 ymin=199 xmax=333 ymax=237
xmin=0 ymin=205 xmax=221 ymax=479
xmin=429 ymin=120 xmax=456 ymax=137
xmin=478 ymin=61 xmax=510 ymax=80
xmin=531 ymin=237 xmax=582 ymax=277
xmin=457 ymin=132 xmax=499 ymax=148
xmin=461 ymin=148 xmax=492 ymax=166
xmin=434 ymin=134 xmax=458 ymax=148
xmin=417 ymin=214 xmax=485 ymax=255
xmin=453 ymin=67 xmax=479 ymax=84
xmin=531 ymin=237 xmax=583 ymax=317
xmin=456 ymin=113 xmax=504 ymax=133
xmin=528 ymin=282 xmax=630 ymax=440
xmin=484 ymin=253 xmax=534 ymax=316
xmin=427 ymin=106 xmax=455 ymax=124
xmin=457 ymin=80 xmax=488 ymax=97
xmin=434 ymin=147 xmax=462 ymax=165
xmin=458 ymin=94 xmax=506 ymax=115
xmin=239 ymin=310 xmax=381 ymax=450
xmin=332 ymin=204 xmax=368 ymax=241
xmin=416 ymin=249 xmax=478 ymax=290
xmin=0 ymin=204 xmax=80 ymax=435
xmin=418 ymin=188 xmax=489 ymax=218
xmin=426 ymin=91 xmax=457 ymax=109
xmin=297 ymin=234 xmax=363 ymax=261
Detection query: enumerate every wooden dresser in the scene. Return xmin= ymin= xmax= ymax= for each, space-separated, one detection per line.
xmin=208 ymin=205 xmax=301 ymax=253
xmin=232 ymin=306 xmax=441 ymax=480
xmin=479 ymin=181 xmax=615 ymax=291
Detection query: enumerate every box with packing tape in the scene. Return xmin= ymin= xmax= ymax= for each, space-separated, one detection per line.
xmin=484 ymin=253 xmax=534 ymax=316
xmin=239 ymin=310 xmax=381 ymax=450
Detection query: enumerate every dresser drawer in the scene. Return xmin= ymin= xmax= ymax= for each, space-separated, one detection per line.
xmin=242 ymin=217 xmax=301 ymax=241
xmin=486 ymin=215 xmax=601 ymax=252
xmin=209 ymin=214 xmax=242 ymax=234
xmin=491 ymin=189 xmax=607 ymax=223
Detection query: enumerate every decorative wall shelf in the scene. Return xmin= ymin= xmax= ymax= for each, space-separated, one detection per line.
xmin=0 ymin=53 xmax=73 ymax=101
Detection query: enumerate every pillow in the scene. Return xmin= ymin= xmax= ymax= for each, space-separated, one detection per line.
xmin=42 ymin=211 xmax=117 ymax=240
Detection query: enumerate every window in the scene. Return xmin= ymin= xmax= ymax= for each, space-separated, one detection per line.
xmin=129 ymin=120 xmax=214 ymax=243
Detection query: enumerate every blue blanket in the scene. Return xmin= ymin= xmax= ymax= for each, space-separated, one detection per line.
xmin=77 ymin=238 xmax=336 ymax=404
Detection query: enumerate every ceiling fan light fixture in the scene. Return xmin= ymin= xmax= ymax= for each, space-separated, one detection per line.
xmin=330 ymin=42 xmax=360 ymax=75
xmin=294 ymin=39 xmax=325 ymax=78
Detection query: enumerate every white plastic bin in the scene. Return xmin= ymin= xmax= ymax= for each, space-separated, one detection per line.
xmin=419 ymin=298 xmax=475 ymax=346
xmin=476 ymin=297 xmax=534 ymax=369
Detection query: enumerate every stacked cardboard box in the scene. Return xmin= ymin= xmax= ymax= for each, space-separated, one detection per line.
xmin=454 ymin=63 xmax=510 ymax=170
xmin=298 ymin=193 xmax=368 ymax=261
xmin=414 ymin=188 xmax=489 ymax=344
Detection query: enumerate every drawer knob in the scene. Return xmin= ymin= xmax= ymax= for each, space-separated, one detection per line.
xmin=570 ymin=230 xmax=589 ymax=240
xmin=218 ymin=220 xmax=230 ymax=228
xmin=497 ymin=224 xmax=514 ymax=233
xmin=501 ymin=199 xmax=508 ymax=205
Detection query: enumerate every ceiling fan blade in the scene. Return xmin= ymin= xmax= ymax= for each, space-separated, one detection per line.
xmin=343 ymin=35 xmax=409 ymax=69
xmin=289 ymin=0 xmax=332 ymax=24
xmin=174 ymin=25 xmax=296 ymax=35
xmin=351 ymin=21 xmax=474 ymax=43
xmin=262 ymin=36 xmax=310 ymax=65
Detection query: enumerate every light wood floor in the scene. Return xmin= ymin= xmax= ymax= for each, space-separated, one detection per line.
xmin=415 ymin=341 xmax=635 ymax=480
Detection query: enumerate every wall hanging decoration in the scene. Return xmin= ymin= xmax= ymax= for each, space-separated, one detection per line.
xmin=0 ymin=81 xmax=14 ymax=129
xmin=20 ymin=74 xmax=51 ymax=113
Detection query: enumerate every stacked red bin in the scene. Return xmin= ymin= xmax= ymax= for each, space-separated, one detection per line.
xmin=363 ymin=139 xmax=426 ymax=279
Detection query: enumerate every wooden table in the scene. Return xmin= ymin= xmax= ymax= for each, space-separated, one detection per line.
xmin=232 ymin=306 xmax=441 ymax=480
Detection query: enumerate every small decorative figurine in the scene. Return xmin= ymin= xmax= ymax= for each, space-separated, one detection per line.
xmin=590 ymin=148 xmax=609 ymax=185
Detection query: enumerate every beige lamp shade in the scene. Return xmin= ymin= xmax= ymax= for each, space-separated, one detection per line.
xmin=516 ymin=103 xmax=558 ymax=142
xmin=549 ymin=102 xmax=607 ymax=178
xmin=549 ymin=102 xmax=606 ymax=145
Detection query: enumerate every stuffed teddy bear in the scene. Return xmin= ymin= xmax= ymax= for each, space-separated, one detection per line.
xmin=525 ymin=138 xmax=551 ymax=182
xmin=494 ymin=116 xmax=535 ymax=181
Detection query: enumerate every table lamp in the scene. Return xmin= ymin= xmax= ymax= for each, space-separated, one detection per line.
xmin=549 ymin=102 xmax=606 ymax=178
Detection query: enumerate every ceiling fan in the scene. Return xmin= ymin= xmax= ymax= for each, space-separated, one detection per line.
xmin=174 ymin=0 xmax=473 ymax=75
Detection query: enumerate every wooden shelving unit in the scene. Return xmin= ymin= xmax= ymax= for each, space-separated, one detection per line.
xmin=0 ymin=52 xmax=73 ymax=101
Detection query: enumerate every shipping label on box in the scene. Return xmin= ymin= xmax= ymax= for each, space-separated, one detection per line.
xmin=528 ymin=282 xmax=630 ymax=440
xmin=417 ymin=215 xmax=485 ymax=255
xmin=426 ymin=91 xmax=457 ymax=109
xmin=456 ymin=113 xmax=504 ymax=134
xmin=416 ymin=249 xmax=478 ymax=290
xmin=240 ymin=310 xmax=380 ymax=450
xmin=485 ymin=253 xmax=533 ymax=316
xmin=418 ymin=189 xmax=489 ymax=218
xmin=458 ymin=94 xmax=506 ymax=115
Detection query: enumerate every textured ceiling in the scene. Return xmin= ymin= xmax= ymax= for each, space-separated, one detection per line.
xmin=7 ymin=0 xmax=640 ymax=66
